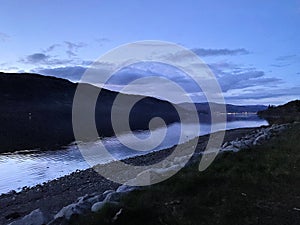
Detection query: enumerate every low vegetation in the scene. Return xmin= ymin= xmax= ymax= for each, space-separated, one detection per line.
xmin=70 ymin=122 xmax=300 ymax=225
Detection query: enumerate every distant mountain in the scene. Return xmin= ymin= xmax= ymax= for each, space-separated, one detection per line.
xmin=257 ymin=100 xmax=300 ymax=124
xmin=178 ymin=102 xmax=267 ymax=114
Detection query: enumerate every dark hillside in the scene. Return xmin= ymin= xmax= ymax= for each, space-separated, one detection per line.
xmin=257 ymin=100 xmax=300 ymax=124
xmin=0 ymin=72 xmax=180 ymax=153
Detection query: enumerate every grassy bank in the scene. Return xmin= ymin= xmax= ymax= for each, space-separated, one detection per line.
xmin=71 ymin=123 xmax=300 ymax=225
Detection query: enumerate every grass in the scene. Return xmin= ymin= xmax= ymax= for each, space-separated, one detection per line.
xmin=70 ymin=123 xmax=300 ymax=225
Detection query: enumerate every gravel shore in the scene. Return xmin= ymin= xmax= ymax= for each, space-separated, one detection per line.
xmin=0 ymin=127 xmax=256 ymax=225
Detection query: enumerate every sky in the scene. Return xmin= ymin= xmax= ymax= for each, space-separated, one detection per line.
xmin=0 ymin=0 xmax=299 ymax=105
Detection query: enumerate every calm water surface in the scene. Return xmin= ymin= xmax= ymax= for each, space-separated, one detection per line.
xmin=0 ymin=115 xmax=268 ymax=194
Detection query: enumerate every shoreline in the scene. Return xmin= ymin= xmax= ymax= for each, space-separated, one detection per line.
xmin=0 ymin=126 xmax=259 ymax=224
xmin=1 ymin=126 xmax=258 ymax=194
xmin=0 ymin=124 xmax=264 ymax=195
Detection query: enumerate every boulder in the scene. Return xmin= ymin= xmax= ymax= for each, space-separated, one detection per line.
xmin=53 ymin=193 xmax=102 ymax=220
xmin=91 ymin=201 xmax=106 ymax=212
xmin=243 ymin=139 xmax=253 ymax=147
xmin=221 ymin=145 xmax=239 ymax=152
xmin=116 ymin=185 xmax=136 ymax=193
xmin=8 ymin=209 xmax=45 ymax=225
xmin=91 ymin=201 xmax=119 ymax=213
xmin=253 ymin=134 xmax=267 ymax=145
xmin=221 ymin=142 xmax=230 ymax=148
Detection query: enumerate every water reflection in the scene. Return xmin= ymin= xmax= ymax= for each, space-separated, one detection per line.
xmin=0 ymin=115 xmax=268 ymax=194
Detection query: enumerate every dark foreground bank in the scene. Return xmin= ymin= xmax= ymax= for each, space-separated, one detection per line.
xmin=79 ymin=122 xmax=299 ymax=225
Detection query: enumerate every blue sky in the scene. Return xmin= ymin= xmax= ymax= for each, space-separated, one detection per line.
xmin=0 ymin=0 xmax=299 ymax=105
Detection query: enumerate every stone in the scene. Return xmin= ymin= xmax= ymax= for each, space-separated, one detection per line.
xmin=53 ymin=195 xmax=96 ymax=220
xmin=221 ymin=142 xmax=229 ymax=148
xmin=253 ymin=134 xmax=267 ymax=145
xmin=221 ymin=145 xmax=239 ymax=152
xmin=112 ymin=208 xmax=123 ymax=222
xmin=91 ymin=201 xmax=106 ymax=212
xmin=91 ymin=201 xmax=119 ymax=213
xmin=232 ymin=141 xmax=243 ymax=148
xmin=54 ymin=203 xmax=81 ymax=220
xmin=104 ymin=191 xmax=122 ymax=202
xmin=103 ymin=190 xmax=115 ymax=196
xmin=116 ymin=185 xmax=136 ymax=193
xmin=243 ymin=139 xmax=253 ymax=147
xmin=8 ymin=209 xmax=45 ymax=225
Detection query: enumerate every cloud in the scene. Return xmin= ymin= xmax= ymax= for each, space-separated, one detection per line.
xmin=95 ymin=38 xmax=110 ymax=46
xmin=224 ymin=86 xmax=300 ymax=100
xmin=160 ymin=48 xmax=250 ymax=62
xmin=275 ymin=54 xmax=297 ymax=61
xmin=179 ymin=62 xmax=282 ymax=100
xmin=271 ymin=54 xmax=298 ymax=67
xmin=30 ymin=56 xmax=285 ymax=104
xmin=26 ymin=53 xmax=49 ymax=63
xmin=189 ymin=85 xmax=300 ymax=105
xmin=192 ymin=48 xmax=250 ymax=57
xmin=43 ymin=44 xmax=61 ymax=53
xmin=0 ymin=63 xmax=20 ymax=73
xmin=38 ymin=41 xmax=86 ymax=57
xmin=36 ymin=66 xmax=87 ymax=81
xmin=29 ymin=60 xmax=293 ymax=105
xmin=21 ymin=53 xmax=73 ymax=65
xmin=37 ymin=61 xmax=283 ymax=102
xmin=35 ymin=61 xmax=114 ymax=81
xmin=207 ymin=61 xmax=253 ymax=74
xmin=217 ymin=70 xmax=282 ymax=92
xmin=64 ymin=41 xmax=87 ymax=57
xmin=0 ymin=32 xmax=10 ymax=41
xmin=41 ymin=41 xmax=87 ymax=57
xmin=204 ymin=62 xmax=282 ymax=92
xmin=270 ymin=63 xmax=291 ymax=68
xmin=34 ymin=62 xmax=201 ymax=93
xmin=35 ymin=61 xmax=282 ymax=99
